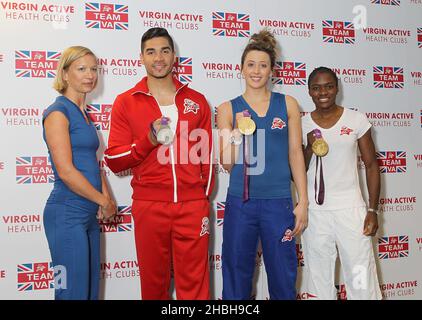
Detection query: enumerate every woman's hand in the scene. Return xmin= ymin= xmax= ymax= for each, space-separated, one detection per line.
xmin=99 ymin=197 xmax=117 ymax=222
xmin=291 ymin=201 xmax=308 ymax=237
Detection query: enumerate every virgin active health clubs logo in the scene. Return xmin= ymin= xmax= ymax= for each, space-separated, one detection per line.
xmin=378 ymin=235 xmax=409 ymax=259
xmin=173 ymin=57 xmax=192 ymax=83
xmin=16 ymin=156 xmax=53 ymax=184
xmin=215 ymin=202 xmax=225 ymax=226
xmin=15 ymin=50 xmax=60 ymax=78
xmin=212 ymin=12 xmax=250 ymax=37
xmin=322 ymin=20 xmax=355 ymax=44
xmin=17 ymin=262 xmax=54 ymax=291
xmin=100 ymin=206 xmax=132 ymax=233
xmin=272 ymin=62 xmax=306 ymax=85
xmin=371 ymin=0 xmax=400 ymax=5
xmin=376 ymin=151 xmax=406 ymax=173
xmin=86 ymin=104 xmax=112 ymax=130
xmin=85 ymin=2 xmax=128 ymax=30
xmin=373 ymin=66 xmax=404 ymax=89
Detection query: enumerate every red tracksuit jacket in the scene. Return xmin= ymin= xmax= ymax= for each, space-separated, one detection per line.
xmin=104 ymin=76 xmax=215 ymax=202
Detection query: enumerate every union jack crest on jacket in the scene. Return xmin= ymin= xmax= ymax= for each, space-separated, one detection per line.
xmin=371 ymin=0 xmax=400 ymax=5
xmin=17 ymin=262 xmax=54 ymax=291
xmin=85 ymin=2 xmax=128 ymax=30
xmin=376 ymin=151 xmax=406 ymax=173
xmin=15 ymin=50 xmax=60 ymax=78
xmin=273 ymin=62 xmax=307 ymax=85
xmin=100 ymin=205 xmax=132 ymax=232
xmin=373 ymin=66 xmax=404 ymax=89
xmin=16 ymin=156 xmax=54 ymax=184
xmin=378 ymin=235 xmax=409 ymax=259
xmin=322 ymin=20 xmax=355 ymax=44
xmin=173 ymin=57 xmax=192 ymax=83
xmin=212 ymin=12 xmax=250 ymax=37
xmin=86 ymin=104 xmax=112 ymax=130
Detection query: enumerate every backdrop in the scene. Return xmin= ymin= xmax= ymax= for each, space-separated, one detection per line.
xmin=0 ymin=0 xmax=421 ymax=300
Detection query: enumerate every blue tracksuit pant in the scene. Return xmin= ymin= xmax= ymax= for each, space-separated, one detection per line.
xmin=222 ymin=194 xmax=297 ymax=300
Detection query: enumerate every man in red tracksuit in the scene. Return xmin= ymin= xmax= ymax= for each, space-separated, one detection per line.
xmin=104 ymin=28 xmax=215 ymax=300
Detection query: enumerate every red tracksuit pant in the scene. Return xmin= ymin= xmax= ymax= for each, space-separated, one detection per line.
xmin=132 ymin=198 xmax=210 ymax=300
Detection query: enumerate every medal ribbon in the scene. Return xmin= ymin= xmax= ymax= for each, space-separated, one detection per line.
xmin=314 ymin=155 xmax=325 ymax=205
xmin=242 ymin=110 xmax=251 ymax=202
xmin=313 ymin=129 xmax=325 ymax=205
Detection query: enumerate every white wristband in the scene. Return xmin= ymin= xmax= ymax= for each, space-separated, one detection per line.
xmin=368 ymin=208 xmax=379 ymax=215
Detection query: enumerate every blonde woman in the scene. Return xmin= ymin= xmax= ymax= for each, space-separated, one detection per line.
xmin=43 ymin=46 xmax=116 ymax=300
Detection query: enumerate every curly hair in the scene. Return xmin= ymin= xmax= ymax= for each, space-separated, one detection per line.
xmin=241 ymin=29 xmax=278 ymax=69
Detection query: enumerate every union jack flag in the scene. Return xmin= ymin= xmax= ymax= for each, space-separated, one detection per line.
xmin=417 ymin=28 xmax=422 ymax=48
xmin=17 ymin=262 xmax=54 ymax=291
xmin=85 ymin=3 xmax=129 ymax=30
xmin=15 ymin=50 xmax=60 ymax=78
xmin=336 ymin=284 xmax=347 ymax=300
xmin=212 ymin=12 xmax=250 ymax=37
xmin=376 ymin=151 xmax=406 ymax=173
xmin=373 ymin=66 xmax=404 ymax=89
xmin=173 ymin=57 xmax=192 ymax=83
xmin=322 ymin=20 xmax=355 ymax=44
xmin=100 ymin=205 xmax=132 ymax=232
xmin=371 ymin=0 xmax=400 ymax=5
xmin=296 ymin=244 xmax=304 ymax=267
xmin=86 ymin=104 xmax=112 ymax=130
xmin=216 ymin=202 xmax=225 ymax=226
xmin=273 ymin=62 xmax=307 ymax=85
xmin=16 ymin=156 xmax=54 ymax=184
xmin=378 ymin=235 xmax=409 ymax=259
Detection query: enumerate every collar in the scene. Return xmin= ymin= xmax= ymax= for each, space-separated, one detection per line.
xmin=131 ymin=76 xmax=187 ymax=96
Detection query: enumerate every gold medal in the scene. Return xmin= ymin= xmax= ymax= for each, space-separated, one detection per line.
xmin=312 ymin=139 xmax=329 ymax=157
xmin=238 ymin=110 xmax=256 ymax=136
xmin=311 ymin=129 xmax=329 ymax=157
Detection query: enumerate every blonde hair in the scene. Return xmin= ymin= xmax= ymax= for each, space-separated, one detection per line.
xmin=241 ymin=29 xmax=278 ymax=69
xmin=53 ymin=46 xmax=97 ymax=94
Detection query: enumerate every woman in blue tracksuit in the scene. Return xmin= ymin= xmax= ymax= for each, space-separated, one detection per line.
xmin=43 ymin=46 xmax=116 ymax=299
xmin=216 ymin=30 xmax=309 ymax=300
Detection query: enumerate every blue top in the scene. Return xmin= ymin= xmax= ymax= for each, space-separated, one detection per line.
xmin=228 ymin=92 xmax=292 ymax=199
xmin=42 ymin=96 xmax=101 ymax=211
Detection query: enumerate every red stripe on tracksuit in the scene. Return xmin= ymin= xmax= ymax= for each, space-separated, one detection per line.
xmin=104 ymin=77 xmax=215 ymax=299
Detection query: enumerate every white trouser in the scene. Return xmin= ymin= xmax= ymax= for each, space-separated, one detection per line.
xmin=302 ymin=206 xmax=382 ymax=300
